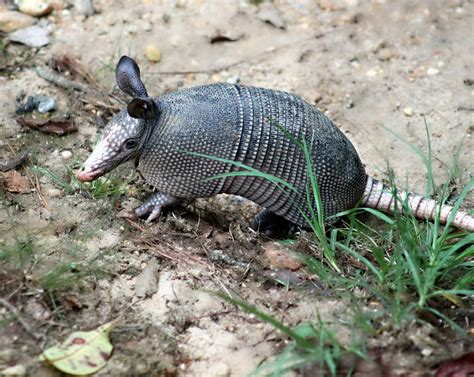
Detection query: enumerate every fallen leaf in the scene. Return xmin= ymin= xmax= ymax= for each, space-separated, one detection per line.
xmin=16 ymin=117 xmax=78 ymax=136
xmin=40 ymin=321 xmax=116 ymax=375
xmin=58 ymin=294 xmax=83 ymax=311
xmin=2 ymin=170 xmax=30 ymax=193
xmin=436 ymin=352 xmax=474 ymax=377
xmin=263 ymin=242 xmax=302 ymax=270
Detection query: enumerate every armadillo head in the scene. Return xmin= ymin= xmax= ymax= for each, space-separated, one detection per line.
xmin=77 ymin=56 xmax=158 ymax=182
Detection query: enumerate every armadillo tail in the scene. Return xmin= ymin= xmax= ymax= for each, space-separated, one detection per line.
xmin=361 ymin=176 xmax=474 ymax=232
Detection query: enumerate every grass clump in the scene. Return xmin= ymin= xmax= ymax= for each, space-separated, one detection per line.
xmin=31 ymin=163 xmax=128 ymax=200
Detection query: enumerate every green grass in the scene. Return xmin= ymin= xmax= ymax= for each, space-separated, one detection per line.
xmin=31 ymin=163 xmax=128 ymax=199
xmin=191 ymin=119 xmax=473 ymax=375
xmin=0 ymin=233 xmax=113 ymax=315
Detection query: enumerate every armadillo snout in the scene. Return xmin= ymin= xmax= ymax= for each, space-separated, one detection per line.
xmin=76 ymin=168 xmax=99 ymax=182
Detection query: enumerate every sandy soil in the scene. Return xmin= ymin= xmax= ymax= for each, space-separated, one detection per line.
xmin=1 ymin=0 xmax=473 ymax=376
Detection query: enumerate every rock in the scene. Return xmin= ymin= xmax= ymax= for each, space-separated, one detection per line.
xmin=1 ymin=365 xmax=27 ymax=376
xmin=135 ymin=260 xmax=159 ymax=298
xmin=24 ymin=300 xmax=51 ymax=321
xmin=426 ymin=67 xmax=439 ymax=76
xmin=145 ymin=44 xmax=161 ymax=62
xmin=403 ymin=107 xmax=413 ymax=117
xmin=312 ymin=91 xmax=322 ymax=103
xmin=257 ymin=2 xmax=286 ymax=29
xmin=208 ymin=362 xmax=230 ymax=377
xmin=74 ymin=0 xmax=95 ymax=16
xmin=377 ymin=47 xmax=397 ymax=61
xmin=0 ymin=10 xmax=36 ymax=33
xmin=366 ymin=69 xmax=378 ymax=78
xmin=36 ymin=96 xmax=55 ymax=113
xmin=226 ymin=75 xmax=240 ymax=84
xmin=8 ymin=25 xmax=50 ymax=47
xmin=60 ymin=150 xmax=72 ymax=159
xmin=18 ymin=0 xmax=53 ymax=17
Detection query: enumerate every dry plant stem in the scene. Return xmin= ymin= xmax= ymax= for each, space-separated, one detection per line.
xmin=148 ymin=32 xmax=327 ymax=75
xmin=36 ymin=67 xmax=89 ymax=91
xmin=0 ymin=298 xmax=44 ymax=342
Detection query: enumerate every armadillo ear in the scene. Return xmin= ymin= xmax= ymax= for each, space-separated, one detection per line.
xmin=127 ymin=98 xmax=157 ymax=120
xmin=116 ymin=56 xmax=149 ymax=98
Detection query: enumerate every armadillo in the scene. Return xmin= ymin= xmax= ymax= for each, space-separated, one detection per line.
xmin=76 ymin=56 xmax=474 ymax=232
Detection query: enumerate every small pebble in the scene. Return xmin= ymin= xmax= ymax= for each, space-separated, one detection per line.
xmin=0 ymin=11 xmax=35 ymax=32
xmin=427 ymin=67 xmax=439 ymax=76
xmin=403 ymin=107 xmax=413 ymax=117
xmin=226 ymin=75 xmax=240 ymax=84
xmin=18 ymin=0 xmax=53 ymax=17
xmin=36 ymin=96 xmax=55 ymax=113
xmin=8 ymin=25 xmax=50 ymax=47
xmin=366 ymin=69 xmax=377 ymax=78
xmin=145 ymin=44 xmax=161 ymax=62
xmin=74 ymin=0 xmax=95 ymax=16
xmin=421 ymin=348 xmax=433 ymax=356
xmin=1 ymin=364 xmax=27 ymax=376
xmin=61 ymin=150 xmax=72 ymax=159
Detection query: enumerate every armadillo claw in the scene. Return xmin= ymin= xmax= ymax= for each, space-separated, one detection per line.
xmin=133 ymin=192 xmax=180 ymax=223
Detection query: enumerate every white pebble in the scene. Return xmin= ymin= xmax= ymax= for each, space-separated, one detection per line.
xmin=226 ymin=75 xmax=240 ymax=84
xmin=427 ymin=67 xmax=439 ymax=75
xmin=421 ymin=348 xmax=433 ymax=356
xmin=366 ymin=69 xmax=377 ymax=77
xmin=403 ymin=107 xmax=413 ymax=117
xmin=61 ymin=150 xmax=72 ymax=159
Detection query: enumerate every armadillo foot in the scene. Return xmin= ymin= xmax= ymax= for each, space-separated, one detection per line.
xmin=134 ymin=192 xmax=180 ymax=223
xmin=251 ymin=209 xmax=299 ymax=238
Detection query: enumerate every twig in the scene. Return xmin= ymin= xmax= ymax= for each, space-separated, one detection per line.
xmin=0 ymin=298 xmax=44 ymax=341
xmin=36 ymin=67 xmax=89 ymax=91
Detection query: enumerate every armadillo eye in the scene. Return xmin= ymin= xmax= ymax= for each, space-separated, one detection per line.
xmin=124 ymin=139 xmax=138 ymax=150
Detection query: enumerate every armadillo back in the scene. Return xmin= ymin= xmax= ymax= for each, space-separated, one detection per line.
xmin=222 ymin=85 xmax=367 ymax=226
xmin=139 ymin=83 xmax=367 ymax=227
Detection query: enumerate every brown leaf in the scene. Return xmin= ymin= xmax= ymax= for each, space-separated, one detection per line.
xmin=3 ymin=170 xmax=30 ymax=193
xmin=50 ymin=54 xmax=96 ymax=85
xmin=436 ymin=352 xmax=474 ymax=377
xmin=58 ymin=294 xmax=83 ymax=311
xmin=263 ymin=242 xmax=302 ymax=270
xmin=16 ymin=117 xmax=77 ymax=136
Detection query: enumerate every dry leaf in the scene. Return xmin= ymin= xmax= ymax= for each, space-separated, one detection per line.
xmin=263 ymin=242 xmax=302 ymax=270
xmin=40 ymin=321 xmax=117 ymax=375
xmin=16 ymin=117 xmax=78 ymax=136
xmin=436 ymin=352 xmax=474 ymax=377
xmin=2 ymin=170 xmax=30 ymax=193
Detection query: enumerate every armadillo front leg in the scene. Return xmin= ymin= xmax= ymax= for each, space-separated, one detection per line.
xmin=134 ymin=192 xmax=180 ymax=223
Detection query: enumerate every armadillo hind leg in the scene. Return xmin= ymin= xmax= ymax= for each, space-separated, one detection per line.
xmin=134 ymin=192 xmax=180 ymax=223
xmin=250 ymin=209 xmax=299 ymax=237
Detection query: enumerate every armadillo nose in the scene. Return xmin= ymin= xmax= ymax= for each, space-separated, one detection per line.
xmin=76 ymin=169 xmax=94 ymax=182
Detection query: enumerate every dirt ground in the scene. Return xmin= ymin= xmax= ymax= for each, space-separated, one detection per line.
xmin=1 ymin=0 xmax=473 ymax=376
